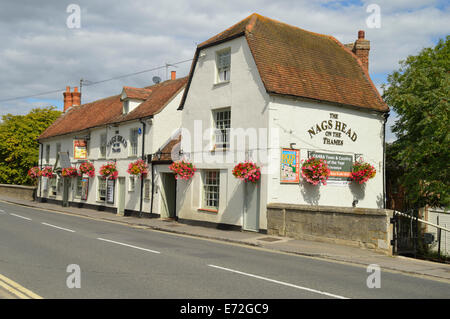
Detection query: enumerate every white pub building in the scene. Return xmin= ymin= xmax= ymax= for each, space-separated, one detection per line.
xmin=37 ymin=14 xmax=390 ymax=248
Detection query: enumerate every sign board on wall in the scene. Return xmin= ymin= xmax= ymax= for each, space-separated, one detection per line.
xmin=280 ymin=148 xmax=300 ymax=183
xmin=81 ymin=178 xmax=89 ymax=200
xmin=106 ymin=179 xmax=115 ymax=204
xmin=308 ymin=151 xmax=353 ymax=186
xmin=73 ymin=140 xmax=87 ymax=159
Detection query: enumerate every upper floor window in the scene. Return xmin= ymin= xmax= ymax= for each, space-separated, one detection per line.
xmin=216 ymin=48 xmax=231 ymax=83
xmin=213 ymin=108 xmax=231 ymax=150
xmin=45 ymin=145 xmax=50 ymax=163
xmin=129 ymin=128 xmax=139 ymax=157
xmin=100 ymin=133 xmax=107 ymax=158
xmin=56 ymin=143 xmax=61 ymax=157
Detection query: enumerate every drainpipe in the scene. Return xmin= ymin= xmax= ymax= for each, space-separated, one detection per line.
xmin=382 ymin=112 xmax=389 ymax=209
xmin=138 ymin=119 xmax=146 ymax=218
xmin=150 ymin=156 xmax=154 ymax=216
xmin=38 ymin=141 xmax=43 ymax=201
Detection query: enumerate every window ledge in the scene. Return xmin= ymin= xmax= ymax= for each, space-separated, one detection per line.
xmin=197 ymin=208 xmax=218 ymax=213
xmin=213 ymin=80 xmax=230 ymax=87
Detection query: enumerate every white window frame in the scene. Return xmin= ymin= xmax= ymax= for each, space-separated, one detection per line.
xmin=212 ymin=108 xmax=231 ymax=150
xmin=50 ymin=177 xmax=57 ymax=196
xmin=75 ymin=176 xmax=83 ymax=198
xmin=129 ymin=128 xmax=139 ymax=157
xmin=202 ymin=170 xmax=220 ymax=210
xmin=123 ymin=100 xmax=129 ymax=114
xmin=100 ymin=133 xmax=107 ymax=158
xmin=216 ymin=48 xmax=231 ymax=83
xmin=129 ymin=176 xmax=136 ymax=192
xmin=143 ymin=179 xmax=151 ymax=200
xmin=98 ymin=177 xmax=107 ymax=201
xmin=45 ymin=145 xmax=50 ymax=164
xmin=56 ymin=143 xmax=61 ymax=157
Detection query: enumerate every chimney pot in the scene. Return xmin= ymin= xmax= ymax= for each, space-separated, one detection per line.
xmin=71 ymin=86 xmax=81 ymax=106
xmin=63 ymin=86 xmax=73 ymax=112
xmin=358 ymin=30 xmax=365 ymax=39
xmin=171 ymin=71 xmax=176 ymax=80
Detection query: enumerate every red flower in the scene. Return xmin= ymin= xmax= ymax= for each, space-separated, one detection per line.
xmin=301 ymin=158 xmax=329 ymax=186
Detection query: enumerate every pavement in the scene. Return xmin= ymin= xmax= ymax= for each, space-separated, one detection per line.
xmin=1 ymin=195 xmax=449 ymax=283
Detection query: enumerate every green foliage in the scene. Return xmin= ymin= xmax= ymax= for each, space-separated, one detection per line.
xmin=0 ymin=107 xmax=61 ymax=185
xmin=382 ymin=36 xmax=450 ymax=209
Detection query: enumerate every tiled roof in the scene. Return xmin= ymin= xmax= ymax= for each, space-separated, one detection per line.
xmin=122 ymin=86 xmax=153 ymax=100
xmin=153 ymin=133 xmax=181 ymax=162
xmin=179 ymin=13 xmax=388 ymax=112
xmin=38 ymin=77 xmax=187 ymax=140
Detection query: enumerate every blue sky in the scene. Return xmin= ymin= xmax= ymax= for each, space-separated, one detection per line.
xmin=0 ymin=0 xmax=448 ymax=143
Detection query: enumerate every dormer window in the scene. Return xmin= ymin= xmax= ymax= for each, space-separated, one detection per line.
xmin=216 ymin=48 xmax=231 ymax=83
xmin=121 ymin=86 xmax=152 ymax=114
xmin=123 ymin=100 xmax=130 ymax=114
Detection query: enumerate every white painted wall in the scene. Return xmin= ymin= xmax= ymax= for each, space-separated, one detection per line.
xmin=178 ymin=36 xmax=271 ymax=229
xmin=268 ymin=96 xmax=385 ymax=209
xmin=38 ymin=88 xmax=185 ymax=216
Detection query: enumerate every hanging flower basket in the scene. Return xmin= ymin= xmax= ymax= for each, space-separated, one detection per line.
xmin=232 ymin=161 xmax=261 ymax=184
xmin=62 ymin=167 xmax=79 ymax=178
xmin=301 ymin=157 xmax=330 ymax=186
xmin=40 ymin=166 xmax=55 ymax=179
xmin=99 ymin=162 xmax=119 ymax=180
xmin=28 ymin=166 xmax=41 ymax=179
xmin=79 ymin=161 xmax=95 ymax=177
xmin=169 ymin=160 xmax=196 ymax=180
xmin=127 ymin=159 xmax=148 ymax=178
xmin=350 ymin=160 xmax=376 ymax=184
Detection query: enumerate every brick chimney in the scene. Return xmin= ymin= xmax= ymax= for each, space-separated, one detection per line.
xmin=345 ymin=30 xmax=370 ymax=72
xmin=72 ymin=86 xmax=81 ymax=106
xmin=171 ymin=71 xmax=176 ymax=80
xmin=63 ymin=86 xmax=73 ymax=112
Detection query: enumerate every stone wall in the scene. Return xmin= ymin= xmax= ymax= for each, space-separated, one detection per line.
xmin=267 ymin=203 xmax=394 ymax=255
xmin=0 ymin=184 xmax=36 ymax=201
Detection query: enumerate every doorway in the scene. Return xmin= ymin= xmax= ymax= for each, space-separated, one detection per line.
xmin=243 ymin=182 xmax=260 ymax=231
xmin=117 ymin=177 xmax=125 ymax=216
xmin=160 ymin=173 xmax=177 ymax=219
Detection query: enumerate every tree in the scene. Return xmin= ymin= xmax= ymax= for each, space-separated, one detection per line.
xmin=0 ymin=106 xmax=61 ymax=185
xmin=382 ymin=36 xmax=449 ymax=209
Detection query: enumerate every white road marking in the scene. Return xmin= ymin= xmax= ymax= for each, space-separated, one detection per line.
xmin=9 ymin=213 xmax=32 ymax=221
xmin=97 ymin=238 xmax=160 ymax=254
xmin=208 ymin=264 xmax=349 ymax=299
xmin=41 ymin=222 xmax=75 ymax=233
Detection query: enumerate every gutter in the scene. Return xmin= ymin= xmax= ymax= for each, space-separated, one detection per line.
xmin=38 ymin=141 xmax=43 ymax=200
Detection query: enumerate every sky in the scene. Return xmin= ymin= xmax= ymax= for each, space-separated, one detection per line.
xmin=0 ymin=0 xmax=448 ymax=142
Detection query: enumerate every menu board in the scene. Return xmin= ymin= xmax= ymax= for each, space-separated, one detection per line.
xmin=280 ymin=148 xmax=300 ymax=183
xmin=106 ymin=179 xmax=115 ymax=204
xmin=308 ymin=151 xmax=353 ymax=186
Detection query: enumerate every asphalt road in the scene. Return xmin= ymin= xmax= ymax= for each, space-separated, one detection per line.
xmin=0 ymin=201 xmax=449 ymax=299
